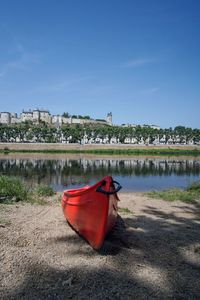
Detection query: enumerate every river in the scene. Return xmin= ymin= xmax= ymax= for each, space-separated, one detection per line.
xmin=0 ymin=154 xmax=200 ymax=192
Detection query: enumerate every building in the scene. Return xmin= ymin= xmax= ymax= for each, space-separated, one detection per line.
xmin=33 ymin=110 xmax=40 ymax=123
xmin=21 ymin=110 xmax=33 ymax=122
xmin=21 ymin=109 xmax=51 ymax=124
xmin=106 ymin=112 xmax=112 ymax=125
xmin=0 ymin=112 xmax=11 ymax=124
xmin=39 ymin=110 xmax=51 ymax=124
xmin=0 ymin=108 xmax=113 ymax=126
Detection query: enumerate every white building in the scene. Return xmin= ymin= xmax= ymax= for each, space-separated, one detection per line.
xmin=33 ymin=110 xmax=40 ymax=123
xmin=20 ymin=109 xmax=51 ymax=124
xmin=106 ymin=112 xmax=113 ymax=125
xmin=11 ymin=116 xmax=20 ymax=124
xmin=52 ymin=115 xmax=63 ymax=127
xmin=0 ymin=112 xmax=11 ymax=124
xmin=21 ymin=110 xmax=33 ymax=122
xmin=39 ymin=110 xmax=51 ymax=124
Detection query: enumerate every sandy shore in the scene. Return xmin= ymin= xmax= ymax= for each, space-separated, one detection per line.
xmin=0 ymin=192 xmax=200 ymax=299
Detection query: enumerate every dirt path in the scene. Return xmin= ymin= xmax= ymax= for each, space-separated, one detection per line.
xmin=0 ymin=193 xmax=200 ymax=299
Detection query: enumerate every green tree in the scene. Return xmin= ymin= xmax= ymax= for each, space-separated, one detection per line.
xmin=62 ymin=112 xmax=70 ymax=118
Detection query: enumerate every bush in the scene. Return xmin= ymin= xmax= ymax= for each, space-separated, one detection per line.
xmin=0 ymin=176 xmax=56 ymax=205
xmin=3 ymin=147 xmax=9 ymax=153
xmin=147 ymin=181 xmax=200 ymax=203
xmin=33 ymin=184 xmax=55 ymax=197
xmin=0 ymin=176 xmax=28 ymax=202
xmin=186 ymin=181 xmax=200 ymax=192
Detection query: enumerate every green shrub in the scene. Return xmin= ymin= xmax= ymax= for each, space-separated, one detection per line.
xmin=147 ymin=181 xmax=200 ymax=203
xmin=186 ymin=181 xmax=200 ymax=192
xmin=0 ymin=176 xmax=56 ymax=205
xmin=3 ymin=147 xmax=9 ymax=153
xmin=33 ymin=184 xmax=55 ymax=197
xmin=0 ymin=176 xmax=28 ymax=202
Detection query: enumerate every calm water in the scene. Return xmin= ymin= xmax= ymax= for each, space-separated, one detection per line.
xmin=0 ymin=155 xmax=200 ymax=192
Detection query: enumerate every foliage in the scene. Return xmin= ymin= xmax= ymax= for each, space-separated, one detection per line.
xmin=0 ymin=123 xmax=200 ymax=145
xmin=0 ymin=176 xmax=55 ymax=205
xmin=0 ymin=176 xmax=28 ymax=202
xmin=3 ymin=147 xmax=9 ymax=153
xmin=186 ymin=181 xmax=200 ymax=192
xmin=1 ymin=148 xmax=200 ymax=156
xmin=62 ymin=112 xmax=70 ymax=118
xmin=118 ymin=207 xmax=132 ymax=214
xmin=33 ymin=184 xmax=55 ymax=197
xmin=147 ymin=181 xmax=200 ymax=203
xmin=95 ymin=119 xmax=106 ymax=122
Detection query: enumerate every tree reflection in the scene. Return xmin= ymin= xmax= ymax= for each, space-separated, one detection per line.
xmin=0 ymin=157 xmax=200 ymax=190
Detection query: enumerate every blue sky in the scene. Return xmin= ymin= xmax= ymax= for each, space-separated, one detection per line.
xmin=0 ymin=0 xmax=200 ymax=128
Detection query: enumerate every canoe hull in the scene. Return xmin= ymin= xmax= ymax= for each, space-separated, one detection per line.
xmin=61 ymin=176 xmax=120 ymax=249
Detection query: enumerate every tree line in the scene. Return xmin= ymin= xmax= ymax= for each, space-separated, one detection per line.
xmin=0 ymin=123 xmax=200 ymax=145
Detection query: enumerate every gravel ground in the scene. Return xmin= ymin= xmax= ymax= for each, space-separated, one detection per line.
xmin=0 ymin=193 xmax=200 ymax=299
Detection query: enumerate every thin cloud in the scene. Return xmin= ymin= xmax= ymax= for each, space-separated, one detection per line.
xmin=149 ymin=87 xmax=159 ymax=93
xmin=141 ymin=87 xmax=160 ymax=94
xmin=122 ymin=58 xmax=157 ymax=68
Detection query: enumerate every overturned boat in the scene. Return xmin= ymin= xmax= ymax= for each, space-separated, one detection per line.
xmin=61 ymin=176 xmax=122 ymax=249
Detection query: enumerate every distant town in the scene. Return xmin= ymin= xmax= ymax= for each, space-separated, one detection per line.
xmin=0 ymin=108 xmax=160 ymax=129
xmin=0 ymin=109 xmax=113 ymax=126
xmin=0 ymin=108 xmax=199 ymax=145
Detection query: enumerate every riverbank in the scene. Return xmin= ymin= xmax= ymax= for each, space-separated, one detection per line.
xmin=1 ymin=192 xmax=200 ymax=299
xmin=0 ymin=142 xmax=200 ymax=156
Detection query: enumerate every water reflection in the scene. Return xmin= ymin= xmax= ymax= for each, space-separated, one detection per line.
xmin=0 ymin=156 xmax=200 ymax=191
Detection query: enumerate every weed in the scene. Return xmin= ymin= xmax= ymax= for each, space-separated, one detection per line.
xmin=118 ymin=207 xmax=132 ymax=214
xmin=0 ymin=176 xmax=28 ymax=202
xmin=147 ymin=182 xmax=200 ymax=203
xmin=33 ymin=184 xmax=55 ymax=197
xmin=0 ymin=176 xmax=55 ymax=205
xmin=0 ymin=218 xmax=11 ymax=226
xmin=186 ymin=181 xmax=200 ymax=192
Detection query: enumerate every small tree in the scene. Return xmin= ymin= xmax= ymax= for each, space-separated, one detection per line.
xmin=62 ymin=112 xmax=70 ymax=118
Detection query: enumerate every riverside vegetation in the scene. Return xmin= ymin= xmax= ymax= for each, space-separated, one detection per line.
xmin=0 ymin=175 xmax=56 ymax=205
xmin=147 ymin=181 xmax=200 ymax=203
xmin=2 ymin=147 xmax=200 ymax=156
xmin=1 ymin=175 xmax=200 ymax=205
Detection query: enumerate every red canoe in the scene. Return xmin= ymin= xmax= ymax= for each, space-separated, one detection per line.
xmin=61 ymin=176 xmax=122 ymax=249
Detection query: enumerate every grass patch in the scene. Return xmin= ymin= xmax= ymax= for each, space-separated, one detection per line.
xmin=1 ymin=148 xmax=200 ymax=156
xmin=0 ymin=175 xmax=28 ymax=202
xmin=118 ymin=207 xmax=132 ymax=214
xmin=186 ymin=181 xmax=200 ymax=192
xmin=33 ymin=184 xmax=55 ymax=197
xmin=147 ymin=181 xmax=200 ymax=203
xmin=0 ymin=175 xmax=55 ymax=205
xmin=25 ymin=195 xmax=48 ymax=205
xmin=3 ymin=147 xmax=10 ymax=154
xmin=27 ymin=184 xmax=56 ymax=205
